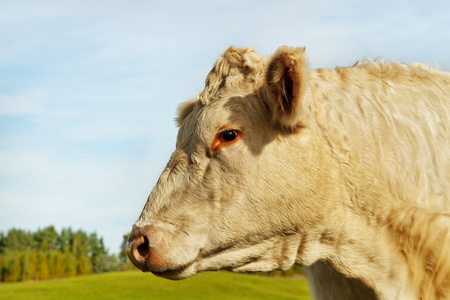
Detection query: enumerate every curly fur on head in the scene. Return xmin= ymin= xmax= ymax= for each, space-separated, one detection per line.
xmin=198 ymin=46 xmax=266 ymax=106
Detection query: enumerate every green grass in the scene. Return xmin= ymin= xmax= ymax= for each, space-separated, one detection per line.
xmin=0 ymin=270 xmax=311 ymax=300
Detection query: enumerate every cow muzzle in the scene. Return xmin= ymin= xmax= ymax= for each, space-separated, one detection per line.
xmin=126 ymin=225 xmax=167 ymax=272
xmin=126 ymin=224 xmax=197 ymax=280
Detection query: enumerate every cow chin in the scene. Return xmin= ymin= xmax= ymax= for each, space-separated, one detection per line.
xmin=151 ymin=262 xmax=197 ymax=280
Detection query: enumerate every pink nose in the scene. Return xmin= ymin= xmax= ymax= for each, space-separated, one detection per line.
xmin=126 ymin=225 xmax=169 ymax=272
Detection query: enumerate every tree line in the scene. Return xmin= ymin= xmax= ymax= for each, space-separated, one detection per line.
xmin=0 ymin=226 xmax=132 ymax=282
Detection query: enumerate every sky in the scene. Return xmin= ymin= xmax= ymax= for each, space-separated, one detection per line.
xmin=1 ymin=0 xmax=449 ymax=254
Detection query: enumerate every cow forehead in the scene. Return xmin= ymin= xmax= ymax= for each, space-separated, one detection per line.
xmin=178 ymin=98 xmax=238 ymax=141
xmin=198 ymin=47 xmax=267 ymax=106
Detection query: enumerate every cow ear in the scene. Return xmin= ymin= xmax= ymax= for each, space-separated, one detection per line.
xmin=176 ymin=99 xmax=197 ymax=127
xmin=265 ymin=47 xmax=310 ymax=130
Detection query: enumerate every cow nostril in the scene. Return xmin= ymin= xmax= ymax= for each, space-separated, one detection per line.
xmin=137 ymin=235 xmax=149 ymax=258
xmin=127 ymin=234 xmax=151 ymax=270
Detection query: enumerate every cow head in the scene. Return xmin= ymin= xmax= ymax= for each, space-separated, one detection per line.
xmin=126 ymin=46 xmax=339 ymax=280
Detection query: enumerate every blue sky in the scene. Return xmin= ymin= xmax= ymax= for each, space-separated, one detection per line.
xmin=1 ymin=0 xmax=449 ymax=253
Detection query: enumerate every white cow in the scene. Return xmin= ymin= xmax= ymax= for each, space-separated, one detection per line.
xmin=127 ymin=46 xmax=450 ymax=299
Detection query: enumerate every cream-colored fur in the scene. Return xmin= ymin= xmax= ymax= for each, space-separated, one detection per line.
xmin=127 ymin=46 xmax=450 ymax=299
xmin=383 ymin=207 xmax=450 ymax=298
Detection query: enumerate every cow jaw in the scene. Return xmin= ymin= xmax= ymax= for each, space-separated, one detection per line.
xmin=162 ymin=234 xmax=302 ymax=279
xmin=198 ymin=233 xmax=302 ymax=273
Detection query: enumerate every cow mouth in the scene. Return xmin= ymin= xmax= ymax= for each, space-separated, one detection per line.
xmin=128 ymin=254 xmax=196 ymax=280
xmin=150 ymin=261 xmax=196 ymax=280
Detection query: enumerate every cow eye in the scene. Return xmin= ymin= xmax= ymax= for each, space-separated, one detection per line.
xmin=220 ymin=130 xmax=238 ymax=142
xmin=211 ymin=128 xmax=242 ymax=153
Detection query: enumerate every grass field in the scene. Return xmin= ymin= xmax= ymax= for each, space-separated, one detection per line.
xmin=0 ymin=270 xmax=311 ymax=300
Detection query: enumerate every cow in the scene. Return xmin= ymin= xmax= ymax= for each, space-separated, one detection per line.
xmin=126 ymin=46 xmax=450 ymax=299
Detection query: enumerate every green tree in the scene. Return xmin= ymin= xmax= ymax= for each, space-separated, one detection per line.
xmin=88 ymin=233 xmax=107 ymax=256
xmin=54 ymin=251 xmax=64 ymax=278
xmin=36 ymin=251 xmax=50 ymax=280
xmin=29 ymin=251 xmax=37 ymax=280
xmin=77 ymin=255 xmax=91 ymax=275
xmin=72 ymin=231 xmax=88 ymax=258
xmin=0 ymin=254 xmax=3 ymax=281
xmin=91 ymin=254 xmax=109 ymax=273
xmin=5 ymin=229 xmax=34 ymax=251
xmin=105 ymin=254 xmax=126 ymax=272
xmin=63 ymin=251 xmax=77 ymax=278
xmin=119 ymin=233 xmax=135 ymax=270
xmin=59 ymin=227 xmax=74 ymax=252
xmin=119 ymin=233 xmax=129 ymax=263
xmin=20 ymin=251 xmax=32 ymax=281
xmin=92 ymin=254 xmax=127 ymax=273
xmin=3 ymin=251 xmax=21 ymax=282
xmin=35 ymin=226 xmax=58 ymax=251
xmin=89 ymin=232 xmax=108 ymax=273
xmin=47 ymin=250 xmax=57 ymax=278
xmin=0 ymin=232 xmax=6 ymax=254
